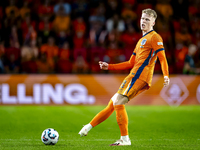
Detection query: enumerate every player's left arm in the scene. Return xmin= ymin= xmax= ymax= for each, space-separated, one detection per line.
xmin=152 ymin=34 xmax=170 ymax=86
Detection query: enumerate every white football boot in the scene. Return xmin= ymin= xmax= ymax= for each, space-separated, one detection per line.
xmin=78 ymin=124 xmax=92 ymax=137
xmin=110 ymin=139 xmax=131 ymax=146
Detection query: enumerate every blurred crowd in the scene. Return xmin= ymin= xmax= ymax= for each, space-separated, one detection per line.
xmin=0 ymin=0 xmax=200 ymax=74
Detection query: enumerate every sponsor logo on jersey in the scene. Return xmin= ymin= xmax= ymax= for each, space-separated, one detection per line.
xmin=157 ymin=42 xmax=163 ymax=45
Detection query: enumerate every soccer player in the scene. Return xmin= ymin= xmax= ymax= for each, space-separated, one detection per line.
xmin=78 ymin=8 xmax=170 ymax=146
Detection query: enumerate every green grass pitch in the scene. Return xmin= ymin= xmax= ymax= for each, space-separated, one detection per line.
xmin=0 ymin=105 xmax=200 ymax=150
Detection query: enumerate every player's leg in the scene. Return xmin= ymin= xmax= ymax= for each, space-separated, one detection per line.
xmin=110 ymin=78 xmax=148 ymax=146
xmin=90 ymin=99 xmax=114 ymax=127
xmin=78 ymin=99 xmax=114 ymax=137
xmin=110 ymin=94 xmax=131 ymax=145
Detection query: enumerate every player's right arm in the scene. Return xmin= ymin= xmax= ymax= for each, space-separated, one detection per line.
xmin=157 ymin=51 xmax=170 ymax=86
xmin=99 ymin=53 xmax=136 ymax=70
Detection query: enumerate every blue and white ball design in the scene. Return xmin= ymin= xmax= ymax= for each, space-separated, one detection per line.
xmin=41 ymin=128 xmax=59 ymax=145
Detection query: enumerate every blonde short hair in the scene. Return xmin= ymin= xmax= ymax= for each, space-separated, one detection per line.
xmin=142 ymin=8 xmax=157 ymax=20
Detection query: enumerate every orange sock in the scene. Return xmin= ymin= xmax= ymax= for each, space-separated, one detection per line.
xmin=90 ymin=100 xmax=114 ymax=127
xmin=114 ymin=105 xmax=128 ymax=136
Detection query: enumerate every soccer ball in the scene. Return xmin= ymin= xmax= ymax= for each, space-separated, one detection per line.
xmin=41 ymin=128 xmax=59 ymax=145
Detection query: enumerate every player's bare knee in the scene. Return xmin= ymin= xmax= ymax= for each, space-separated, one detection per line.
xmin=113 ymin=94 xmax=129 ymax=105
xmin=114 ymin=98 xmax=128 ymax=105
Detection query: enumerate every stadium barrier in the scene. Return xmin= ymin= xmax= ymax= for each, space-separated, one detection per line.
xmin=0 ymin=74 xmax=199 ymax=106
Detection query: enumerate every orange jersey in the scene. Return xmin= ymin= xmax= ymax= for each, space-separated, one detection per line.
xmin=109 ymin=30 xmax=169 ymax=87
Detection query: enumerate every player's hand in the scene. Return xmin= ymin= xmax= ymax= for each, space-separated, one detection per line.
xmin=99 ymin=61 xmax=108 ymax=70
xmin=164 ymin=76 xmax=170 ymax=87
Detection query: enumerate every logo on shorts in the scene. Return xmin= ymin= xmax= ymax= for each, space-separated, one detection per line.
xmin=121 ymin=80 xmax=127 ymax=88
xmin=160 ymin=77 xmax=189 ymax=106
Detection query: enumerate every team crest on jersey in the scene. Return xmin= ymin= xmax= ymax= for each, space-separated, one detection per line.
xmin=141 ymin=39 xmax=147 ymax=45
xmin=140 ymin=39 xmax=147 ymax=48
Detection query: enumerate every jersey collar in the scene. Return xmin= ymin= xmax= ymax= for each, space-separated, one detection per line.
xmin=142 ymin=30 xmax=154 ymax=37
